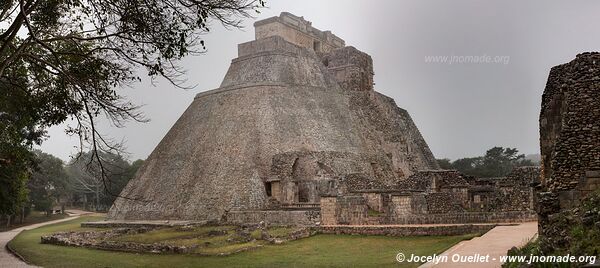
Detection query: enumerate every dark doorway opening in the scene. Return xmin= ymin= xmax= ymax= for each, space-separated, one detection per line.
xmin=265 ymin=182 xmax=272 ymax=197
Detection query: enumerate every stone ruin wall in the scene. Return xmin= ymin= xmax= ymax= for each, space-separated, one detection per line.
xmin=321 ymin=167 xmax=539 ymax=225
xmin=321 ymin=46 xmax=374 ymax=92
xmin=467 ymin=167 xmax=538 ymax=212
xmin=320 ymin=45 xmax=439 ymax=177
xmin=255 ymin=12 xmax=345 ymax=54
xmin=538 ymin=52 xmax=600 ymax=248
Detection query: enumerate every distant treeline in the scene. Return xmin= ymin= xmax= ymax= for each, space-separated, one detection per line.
xmin=2 ymin=150 xmax=143 ymax=226
xmin=437 ymin=147 xmax=538 ymax=178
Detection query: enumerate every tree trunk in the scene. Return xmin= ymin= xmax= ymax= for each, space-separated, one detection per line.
xmin=20 ymin=207 xmax=24 ymax=223
xmin=6 ymin=215 xmax=10 ymax=227
xmin=95 ymin=189 xmax=100 ymax=212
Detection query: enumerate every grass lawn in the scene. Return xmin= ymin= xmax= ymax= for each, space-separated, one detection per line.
xmin=9 ymin=216 xmax=476 ymax=268
xmin=0 ymin=211 xmax=68 ymax=232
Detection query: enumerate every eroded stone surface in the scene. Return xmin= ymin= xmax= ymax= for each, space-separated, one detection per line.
xmin=538 ymin=52 xmax=600 ymax=250
xmin=320 ymin=167 xmax=539 ymax=225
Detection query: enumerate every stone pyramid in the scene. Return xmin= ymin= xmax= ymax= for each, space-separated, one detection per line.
xmin=108 ymin=12 xmax=439 ymax=223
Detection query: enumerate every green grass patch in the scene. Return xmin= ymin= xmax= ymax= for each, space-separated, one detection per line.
xmin=250 ymin=229 xmax=262 ymax=239
xmin=113 ymin=225 xmax=235 ymax=244
xmin=196 ymin=241 xmax=263 ymax=255
xmin=368 ymin=209 xmax=382 ymax=217
xmin=266 ymin=226 xmax=296 ymax=237
xmin=9 ymin=216 xmax=476 ymax=268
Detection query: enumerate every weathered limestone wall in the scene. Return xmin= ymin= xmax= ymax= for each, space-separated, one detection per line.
xmin=255 ymin=12 xmax=344 ymax=53
xmin=538 ymin=52 xmax=600 ymax=248
xmin=426 ymin=192 xmax=465 ymax=214
xmin=322 ymin=46 xmax=373 ymax=91
xmin=468 ymin=167 xmax=538 ymax=212
xmin=384 ymin=211 xmax=537 ymax=225
xmin=319 ymin=224 xmax=495 ymax=237
xmin=224 ymin=210 xmax=320 ymax=226
xmin=320 ymin=197 xmax=337 ymax=225
xmin=396 ymin=170 xmax=469 ymax=192
xmin=320 ymin=192 xmax=536 ymax=225
xmin=349 ymin=93 xmax=441 ymax=178
xmin=390 ymin=194 xmax=427 ymax=216
xmin=320 ymin=167 xmax=539 ymax=225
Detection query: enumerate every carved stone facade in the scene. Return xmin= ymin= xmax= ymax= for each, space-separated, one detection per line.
xmin=254 ymin=12 xmax=344 ymax=54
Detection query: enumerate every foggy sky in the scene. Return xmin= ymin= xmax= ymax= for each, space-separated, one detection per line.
xmin=39 ymin=0 xmax=600 ymax=162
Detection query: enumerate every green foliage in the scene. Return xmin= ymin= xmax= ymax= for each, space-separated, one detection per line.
xmin=0 ymin=168 xmax=29 ymax=216
xmin=1 ymin=0 xmax=263 ymax=217
xmin=0 ymin=210 xmax=67 ymax=232
xmin=29 ymin=150 xmax=70 ymax=213
xmin=368 ymin=208 xmax=382 ymax=217
xmin=66 ymin=151 xmax=143 ymax=211
xmin=436 ymin=147 xmax=535 ymax=177
xmin=436 ymin=158 xmax=453 ymax=169
xmin=504 ymin=190 xmax=600 ymax=268
xmin=569 ymin=191 xmax=600 ymax=258
xmin=266 ymin=226 xmax=297 ymax=238
xmin=0 ymin=68 xmax=39 ymax=216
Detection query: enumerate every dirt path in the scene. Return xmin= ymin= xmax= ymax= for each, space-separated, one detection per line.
xmin=0 ymin=210 xmax=91 ymax=268
xmin=420 ymin=222 xmax=538 ymax=268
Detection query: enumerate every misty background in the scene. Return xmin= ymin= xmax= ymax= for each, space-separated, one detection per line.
xmin=38 ymin=0 xmax=600 ymax=162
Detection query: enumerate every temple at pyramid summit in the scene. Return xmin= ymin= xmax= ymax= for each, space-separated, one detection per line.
xmin=108 ymin=13 xmax=537 ymax=225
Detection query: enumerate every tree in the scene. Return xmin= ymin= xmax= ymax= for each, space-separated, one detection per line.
xmin=125 ymin=159 xmax=145 ymax=181
xmin=28 ymin=150 xmax=69 ymax=214
xmin=451 ymin=157 xmax=482 ymax=175
xmin=0 ymin=0 xmax=264 ymax=212
xmin=441 ymin=147 xmax=536 ymax=178
xmin=436 ymin=158 xmax=453 ymax=169
xmin=0 ymin=76 xmax=34 ymax=222
xmin=67 ymin=151 xmax=134 ymax=211
xmin=0 ymin=166 xmax=28 ymax=226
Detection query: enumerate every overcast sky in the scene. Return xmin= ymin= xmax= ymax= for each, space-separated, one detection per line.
xmin=39 ymin=0 xmax=600 ymax=162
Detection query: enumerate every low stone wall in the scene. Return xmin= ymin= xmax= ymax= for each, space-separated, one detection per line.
xmin=43 ymin=225 xmax=315 ymax=255
xmin=425 ymin=192 xmax=465 ymax=213
xmin=224 ymin=210 xmax=320 ymax=225
xmin=41 ymin=229 xmax=194 ymax=254
xmin=319 ymin=224 xmax=495 ymax=236
xmin=388 ymin=211 xmax=537 ymax=225
xmin=321 ymin=193 xmax=537 ymax=225
xmin=81 ymin=220 xmax=204 ymax=229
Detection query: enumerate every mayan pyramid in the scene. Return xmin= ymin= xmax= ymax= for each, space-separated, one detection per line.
xmin=108 ymin=12 xmax=439 ymax=222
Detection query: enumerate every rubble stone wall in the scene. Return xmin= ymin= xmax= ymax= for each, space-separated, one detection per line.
xmin=319 ymin=224 xmax=495 ymax=236
xmin=538 ymin=52 xmax=600 ymax=248
xmin=320 ymin=167 xmax=539 ymax=225
xmin=224 ymin=210 xmax=320 ymax=225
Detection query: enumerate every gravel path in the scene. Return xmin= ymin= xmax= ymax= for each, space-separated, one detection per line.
xmin=419 ymin=222 xmax=538 ymax=268
xmin=1 ymin=210 xmax=91 ymax=268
